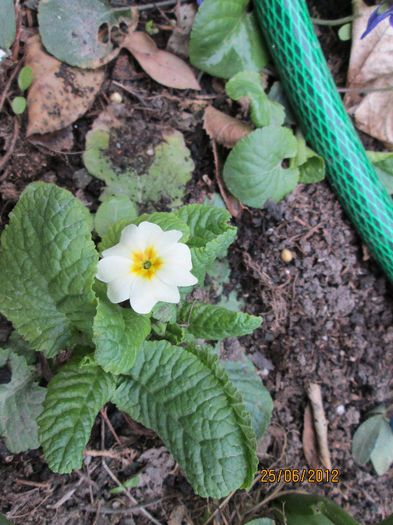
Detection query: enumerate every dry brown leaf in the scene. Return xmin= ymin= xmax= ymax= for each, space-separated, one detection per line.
xmin=166 ymin=3 xmax=197 ymax=58
xmin=203 ymin=105 xmax=253 ymax=148
xmin=123 ymin=31 xmax=200 ymax=90
xmin=25 ymin=35 xmax=105 ymax=136
xmin=345 ymin=0 xmax=393 ymax=146
xmin=28 ymin=126 xmax=74 ymax=152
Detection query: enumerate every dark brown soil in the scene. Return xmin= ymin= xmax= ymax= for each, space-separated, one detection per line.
xmin=1 ymin=0 xmax=392 ymax=524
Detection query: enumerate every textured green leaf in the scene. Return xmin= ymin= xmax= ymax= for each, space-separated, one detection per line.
xmin=93 ymin=295 xmax=151 ymax=375
xmin=226 ymin=71 xmax=285 ymax=127
xmin=38 ymin=0 xmax=133 ymax=68
xmin=0 ymin=513 xmax=15 ymax=525
xmin=0 ymin=183 xmax=98 ymax=357
xmin=37 ymin=358 xmax=116 ymax=473
xmin=368 ymin=150 xmax=393 ymax=195
xmin=189 ymin=0 xmax=268 ymax=79
xmin=178 ymin=302 xmax=262 ymax=340
xmin=0 ymin=348 xmax=46 ymax=453
xmin=112 ymin=340 xmax=257 ymax=498
xmin=223 ymin=127 xmax=299 ymax=208
xmin=18 ymin=66 xmax=34 ymax=91
xmin=290 ymin=131 xmax=325 ymax=184
xmin=352 ymin=415 xmax=384 ymax=465
xmin=0 ymin=0 xmax=16 ymax=52
xmin=151 ymin=302 xmax=177 ymax=323
xmin=221 ymin=357 xmax=272 ymax=439
xmin=273 ymin=494 xmax=360 ymax=525
xmin=174 ymin=204 xmax=236 ymax=283
xmin=95 ymin=195 xmax=137 ymax=238
xmin=370 ymin=420 xmax=393 ymax=475
xmin=83 ymin=127 xmax=193 ymax=210
xmin=245 ymin=518 xmax=274 ymax=525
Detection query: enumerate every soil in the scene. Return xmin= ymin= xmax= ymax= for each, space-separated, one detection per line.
xmin=1 ymin=0 xmax=392 ymax=524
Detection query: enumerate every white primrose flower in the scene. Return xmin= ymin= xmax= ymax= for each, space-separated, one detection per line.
xmin=96 ymin=221 xmax=198 ymax=314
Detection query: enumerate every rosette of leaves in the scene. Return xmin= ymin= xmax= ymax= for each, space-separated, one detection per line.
xmin=0 ymin=182 xmax=271 ymax=498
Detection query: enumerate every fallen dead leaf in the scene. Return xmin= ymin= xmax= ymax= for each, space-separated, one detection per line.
xmin=123 ymin=31 xmax=200 ymax=90
xmin=25 ymin=35 xmax=105 ymax=136
xmin=203 ymin=105 xmax=253 ymax=149
xmin=345 ymin=0 xmax=393 ymax=146
xmin=168 ymin=504 xmax=194 ymax=525
xmin=28 ymin=126 xmax=74 ymax=152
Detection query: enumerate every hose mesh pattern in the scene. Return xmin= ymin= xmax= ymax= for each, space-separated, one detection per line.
xmin=254 ymin=0 xmax=393 ymax=281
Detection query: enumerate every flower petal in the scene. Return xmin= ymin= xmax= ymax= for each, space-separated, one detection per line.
xmin=129 ymin=277 xmax=159 ymax=314
xmin=102 ymin=243 xmax=131 ymax=259
xmin=96 ymin=256 xmax=131 ymax=282
xmin=157 ymin=264 xmax=198 ymax=286
xmin=107 ymin=275 xmax=134 ymax=303
xmin=161 ymin=243 xmax=193 ymax=269
xmin=153 ymin=229 xmax=183 ymax=252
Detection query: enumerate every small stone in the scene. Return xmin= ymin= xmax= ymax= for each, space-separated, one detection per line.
xmin=110 ymin=92 xmax=123 ymax=104
xmin=281 ymin=248 xmax=293 ymax=262
xmin=336 ymin=404 xmax=346 ymax=416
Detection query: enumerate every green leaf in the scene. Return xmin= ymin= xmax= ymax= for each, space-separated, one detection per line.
xmin=38 ymin=0 xmax=134 ymax=68
xmin=368 ymin=150 xmax=393 ymax=195
xmin=93 ymin=296 xmax=151 ymax=375
xmin=352 ymin=415 xmax=385 ymax=466
xmin=273 ymin=494 xmax=360 ymax=525
xmin=94 ymin=195 xmax=137 ymax=238
xmin=178 ymin=302 xmax=262 ymax=340
xmin=370 ymin=420 xmax=393 ymax=475
xmin=0 ymin=513 xmax=15 ymax=525
xmin=338 ymin=23 xmax=352 ymax=42
xmin=0 ymin=0 xmax=16 ymax=52
xmin=17 ymin=66 xmax=34 ymax=91
xmin=221 ymin=357 xmax=272 ymax=439
xmin=109 ymin=475 xmax=140 ymax=494
xmin=291 ymin=131 xmax=325 ymax=184
xmin=37 ymin=358 xmax=116 ymax=473
xmin=189 ymin=0 xmax=268 ymax=79
xmin=83 ymin=128 xmax=193 ymax=210
xmin=226 ymin=71 xmax=285 ymax=127
xmin=11 ymin=97 xmax=26 ymax=115
xmin=0 ymin=348 xmax=46 ymax=453
xmin=0 ymin=183 xmax=98 ymax=357
xmin=174 ymin=204 xmax=236 ymax=283
xmin=223 ymin=127 xmax=299 ymax=208
xmin=112 ymin=340 xmax=257 ymax=498
xmin=151 ymin=302 xmax=177 ymax=324
xmin=245 ymin=518 xmax=274 ymax=525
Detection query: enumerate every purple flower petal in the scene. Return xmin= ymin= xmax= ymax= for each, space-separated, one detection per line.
xmin=361 ymin=6 xmax=393 ymax=39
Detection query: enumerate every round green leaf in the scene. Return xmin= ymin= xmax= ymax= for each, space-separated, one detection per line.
xmin=18 ymin=66 xmax=34 ymax=91
xmin=95 ymin=195 xmax=137 ymax=238
xmin=38 ymin=0 xmax=133 ymax=68
xmin=189 ymin=0 xmax=268 ymax=79
xmin=223 ymin=127 xmax=299 ymax=208
xmin=370 ymin=420 xmax=393 ymax=475
xmin=0 ymin=0 xmax=16 ymax=52
xmin=11 ymin=96 xmax=27 ymax=115
xmin=352 ymin=414 xmax=384 ymax=465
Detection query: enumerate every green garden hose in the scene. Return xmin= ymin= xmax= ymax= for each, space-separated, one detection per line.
xmin=253 ymin=0 xmax=393 ymax=283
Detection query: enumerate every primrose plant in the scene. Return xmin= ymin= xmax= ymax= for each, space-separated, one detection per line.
xmin=0 ymin=182 xmax=269 ymax=498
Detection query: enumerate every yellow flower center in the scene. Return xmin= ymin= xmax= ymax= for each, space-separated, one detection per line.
xmin=130 ymin=246 xmax=163 ymax=280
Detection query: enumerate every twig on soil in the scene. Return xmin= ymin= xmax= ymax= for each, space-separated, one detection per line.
xmin=211 ymin=139 xmax=243 ymax=217
xmin=100 ymin=406 xmax=122 ymax=447
xmin=15 ymin=479 xmax=51 ymax=489
xmin=204 ymin=489 xmax=237 ymax=525
xmin=133 ymin=0 xmax=183 ymax=11
xmin=102 ymin=460 xmax=163 ymax=525
xmin=85 ymin=448 xmax=136 ymax=461
xmin=0 ymin=63 xmax=22 ymax=113
xmin=306 ymin=383 xmax=332 ymax=470
xmin=0 ymin=119 xmax=19 ymax=175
